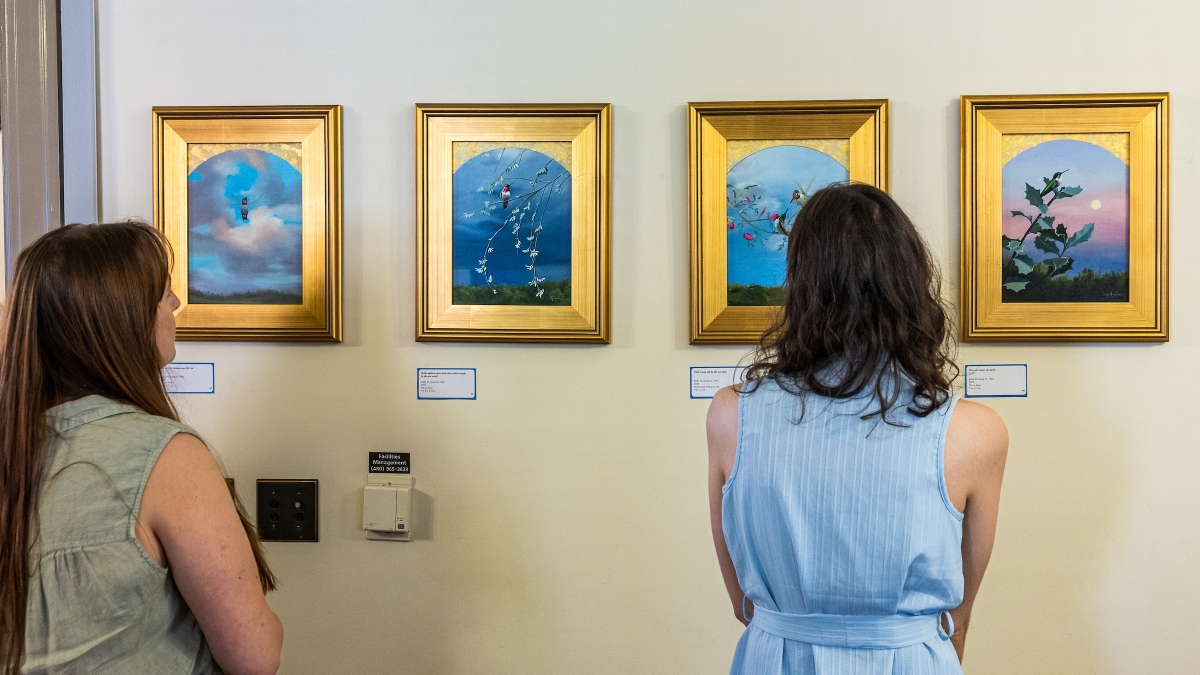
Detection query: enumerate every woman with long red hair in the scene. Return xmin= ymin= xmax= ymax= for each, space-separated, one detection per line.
xmin=0 ymin=221 xmax=282 ymax=675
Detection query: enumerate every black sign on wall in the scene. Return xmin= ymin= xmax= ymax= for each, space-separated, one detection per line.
xmin=369 ymin=452 xmax=410 ymax=474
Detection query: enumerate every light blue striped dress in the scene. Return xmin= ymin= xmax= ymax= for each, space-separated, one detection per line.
xmin=722 ymin=377 xmax=963 ymax=675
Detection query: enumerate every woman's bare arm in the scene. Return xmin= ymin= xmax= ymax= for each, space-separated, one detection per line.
xmin=137 ymin=433 xmax=283 ymax=675
xmin=707 ymin=386 xmax=750 ymax=625
xmin=943 ymin=400 xmax=1009 ymax=662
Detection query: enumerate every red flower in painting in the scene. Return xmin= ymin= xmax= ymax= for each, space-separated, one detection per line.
xmin=743 ymin=233 xmax=754 ymax=241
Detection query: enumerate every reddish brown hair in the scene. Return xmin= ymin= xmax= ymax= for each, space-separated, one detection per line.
xmin=0 ymin=221 xmax=274 ymax=675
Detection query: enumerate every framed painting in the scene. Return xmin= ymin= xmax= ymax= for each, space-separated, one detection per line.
xmin=960 ymin=93 xmax=1168 ymax=342
xmin=415 ymin=103 xmax=611 ymax=343
xmin=152 ymin=105 xmax=342 ymax=342
xmin=688 ymin=100 xmax=889 ymax=344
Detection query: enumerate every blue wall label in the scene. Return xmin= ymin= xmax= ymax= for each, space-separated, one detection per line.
xmin=164 ymin=362 xmax=215 ymax=394
xmin=964 ymin=364 xmax=1028 ymax=398
xmin=417 ymin=368 xmax=477 ymax=400
xmin=690 ymin=366 xmax=747 ymax=399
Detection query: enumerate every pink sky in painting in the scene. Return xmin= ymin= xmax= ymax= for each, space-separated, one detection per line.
xmin=1001 ymin=139 xmax=1129 ymax=274
xmin=1002 ymin=187 xmax=1128 ymax=247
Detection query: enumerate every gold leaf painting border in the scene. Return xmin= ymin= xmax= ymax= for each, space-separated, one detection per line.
xmin=1002 ymin=133 xmax=1129 ymax=166
xmin=453 ymin=141 xmax=573 ymax=173
xmin=727 ymin=139 xmax=849 ymax=172
xmin=188 ymin=142 xmax=303 ymax=173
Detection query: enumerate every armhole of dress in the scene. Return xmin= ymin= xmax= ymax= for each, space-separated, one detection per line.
xmin=937 ymin=396 xmax=965 ymax=522
xmin=129 ymin=424 xmax=203 ymax=571
xmin=721 ymin=388 xmax=747 ymax=495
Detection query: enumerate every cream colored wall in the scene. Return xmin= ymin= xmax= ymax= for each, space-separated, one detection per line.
xmin=98 ymin=1 xmax=1199 ymax=673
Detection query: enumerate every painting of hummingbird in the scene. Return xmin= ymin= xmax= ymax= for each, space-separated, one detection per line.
xmin=240 ymin=197 xmax=249 ymax=222
xmin=500 ymin=184 xmax=511 ymax=210
xmin=773 ymin=211 xmax=789 ymax=235
xmin=1039 ymin=170 xmax=1067 ymax=197
xmin=790 ymin=180 xmax=815 ymax=207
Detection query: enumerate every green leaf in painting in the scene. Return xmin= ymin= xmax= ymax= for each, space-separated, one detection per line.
xmin=1031 ymin=215 xmax=1055 ymax=232
xmin=1058 ymin=185 xmax=1083 ymax=197
xmin=1024 ymin=183 xmax=1045 ymax=210
xmin=1010 ymin=210 xmax=1029 ymax=220
xmin=1045 ymin=257 xmax=1074 ymax=278
xmin=1034 ymin=233 xmax=1060 ymax=255
xmin=1002 ymin=235 xmax=1022 ymax=251
xmin=1012 ymin=253 xmax=1035 ymax=275
xmin=1003 ymin=281 xmax=1029 ymax=292
xmin=1054 ymin=223 xmax=1068 ymax=242
xmin=1067 ymin=222 xmax=1094 ymax=248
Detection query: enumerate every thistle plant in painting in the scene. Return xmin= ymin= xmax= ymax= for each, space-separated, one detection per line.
xmin=999 ymin=137 xmax=1132 ymax=304
xmin=1002 ymin=169 xmax=1128 ymax=302
xmin=1004 ymin=170 xmax=1092 ymax=290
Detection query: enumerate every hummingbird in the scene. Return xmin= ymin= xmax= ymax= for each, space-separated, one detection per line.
xmin=500 ymin=184 xmax=511 ymax=210
xmin=773 ymin=212 xmax=789 ymax=235
xmin=240 ymin=197 xmax=249 ymax=222
xmin=1039 ymin=170 xmax=1067 ymax=197
xmin=791 ymin=181 xmax=814 ymax=206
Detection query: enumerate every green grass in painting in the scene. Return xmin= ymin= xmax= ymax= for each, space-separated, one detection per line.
xmin=1001 ymin=267 xmax=1128 ymax=303
xmin=188 ymin=289 xmax=303 ymax=305
xmin=727 ymin=283 xmax=784 ymax=306
xmin=452 ymin=280 xmax=571 ymax=306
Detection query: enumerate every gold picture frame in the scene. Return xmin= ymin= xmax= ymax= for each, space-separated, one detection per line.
xmin=960 ymin=93 xmax=1168 ymax=342
xmin=415 ymin=103 xmax=611 ymax=343
xmin=152 ymin=105 xmax=342 ymax=342
xmin=688 ymin=100 xmax=889 ymax=344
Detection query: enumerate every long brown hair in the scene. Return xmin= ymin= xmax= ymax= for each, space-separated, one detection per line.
xmin=743 ymin=184 xmax=958 ymax=422
xmin=0 ymin=221 xmax=274 ymax=675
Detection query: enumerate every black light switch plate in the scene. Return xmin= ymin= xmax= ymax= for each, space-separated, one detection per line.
xmin=256 ymin=479 xmax=318 ymax=542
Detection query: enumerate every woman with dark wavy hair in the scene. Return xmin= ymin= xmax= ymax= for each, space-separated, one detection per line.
xmin=708 ymin=184 xmax=1007 ymax=675
xmin=0 ymin=221 xmax=282 ymax=675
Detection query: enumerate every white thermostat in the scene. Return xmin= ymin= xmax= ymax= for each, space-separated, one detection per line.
xmin=363 ymin=473 xmax=414 ymax=542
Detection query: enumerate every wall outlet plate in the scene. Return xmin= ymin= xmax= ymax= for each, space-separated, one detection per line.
xmin=256 ymin=479 xmax=318 ymax=542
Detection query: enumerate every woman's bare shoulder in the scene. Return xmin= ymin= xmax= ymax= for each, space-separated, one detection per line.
xmin=707 ymin=386 xmax=740 ymax=435
xmin=944 ymin=400 xmax=1008 ymax=509
xmin=707 ymin=385 xmax=740 ymax=482
xmin=949 ymin=400 xmax=1008 ymax=453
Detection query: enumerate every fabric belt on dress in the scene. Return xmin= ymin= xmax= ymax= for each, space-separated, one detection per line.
xmin=749 ymin=605 xmax=954 ymax=649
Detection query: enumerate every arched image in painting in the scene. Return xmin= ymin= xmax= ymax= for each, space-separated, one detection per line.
xmin=187 ymin=144 xmax=304 ymax=304
xmin=1001 ymin=136 xmax=1130 ymax=302
xmin=725 ymin=143 xmax=848 ymax=306
xmin=452 ymin=143 xmax=572 ymax=306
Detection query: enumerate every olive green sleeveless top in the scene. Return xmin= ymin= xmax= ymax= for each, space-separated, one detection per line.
xmin=24 ymin=396 xmax=220 ymax=674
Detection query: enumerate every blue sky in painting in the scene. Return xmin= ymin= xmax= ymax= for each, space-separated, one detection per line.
xmin=452 ymin=148 xmax=572 ymax=287
xmin=1003 ymin=139 xmax=1129 ymax=275
xmin=188 ymin=148 xmax=303 ymax=296
xmin=726 ymin=145 xmax=848 ymax=286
